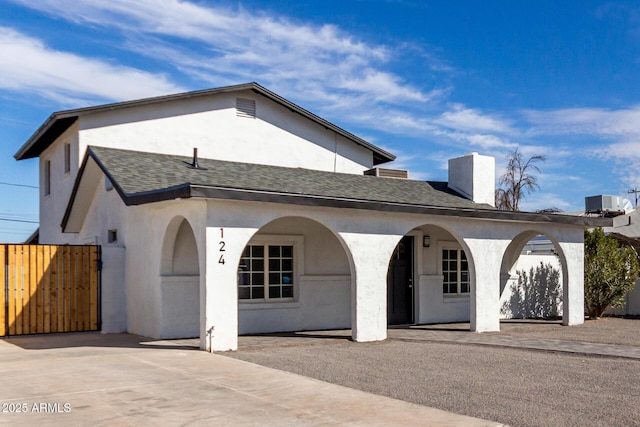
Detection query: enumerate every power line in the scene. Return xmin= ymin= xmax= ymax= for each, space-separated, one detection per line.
xmin=0 ymin=181 xmax=38 ymax=189
xmin=0 ymin=217 xmax=39 ymax=224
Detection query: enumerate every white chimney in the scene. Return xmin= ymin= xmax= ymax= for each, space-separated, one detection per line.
xmin=448 ymin=152 xmax=495 ymax=207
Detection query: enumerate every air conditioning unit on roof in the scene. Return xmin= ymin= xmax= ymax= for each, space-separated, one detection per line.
xmin=585 ymin=195 xmax=625 ymax=214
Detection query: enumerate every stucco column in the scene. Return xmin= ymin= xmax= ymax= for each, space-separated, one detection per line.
xmin=340 ymin=232 xmax=400 ymax=342
xmin=203 ymin=225 xmax=258 ymax=351
xmin=466 ymin=238 xmax=504 ymax=332
xmin=559 ymin=240 xmax=585 ymax=326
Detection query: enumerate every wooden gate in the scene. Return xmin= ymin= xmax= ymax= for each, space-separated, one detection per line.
xmin=1 ymin=245 xmax=101 ymax=336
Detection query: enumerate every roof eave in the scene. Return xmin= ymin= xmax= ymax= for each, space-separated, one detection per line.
xmin=61 ymin=148 xmax=194 ymax=232
xmin=14 ymin=82 xmax=395 ymax=164
xmin=118 ymin=183 xmax=610 ymax=227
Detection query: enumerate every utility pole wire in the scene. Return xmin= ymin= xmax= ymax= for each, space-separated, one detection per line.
xmin=0 ymin=217 xmax=39 ymax=224
xmin=0 ymin=181 xmax=38 ymax=189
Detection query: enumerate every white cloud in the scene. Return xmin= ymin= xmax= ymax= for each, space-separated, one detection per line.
xmin=523 ymin=107 xmax=640 ymax=137
xmin=435 ymin=104 xmax=514 ymax=134
xmin=519 ymin=193 xmax=575 ymax=213
xmin=0 ymin=26 xmax=182 ymax=105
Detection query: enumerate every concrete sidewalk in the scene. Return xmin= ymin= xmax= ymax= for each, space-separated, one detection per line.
xmin=0 ymin=332 xmax=504 ymax=426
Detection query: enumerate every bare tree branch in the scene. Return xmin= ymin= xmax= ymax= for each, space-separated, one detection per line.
xmin=495 ymin=148 xmax=546 ymax=211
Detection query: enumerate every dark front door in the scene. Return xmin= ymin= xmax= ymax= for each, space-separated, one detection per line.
xmin=387 ymin=236 xmax=414 ymax=325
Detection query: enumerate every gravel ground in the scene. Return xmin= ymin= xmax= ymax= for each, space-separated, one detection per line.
xmin=227 ymin=318 xmax=640 ymax=427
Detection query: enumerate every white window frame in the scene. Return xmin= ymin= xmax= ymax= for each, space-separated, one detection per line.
xmin=238 ymin=235 xmax=304 ymax=303
xmin=43 ymin=159 xmax=51 ymax=197
xmin=438 ymin=241 xmax=470 ymax=296
xmin=63 ymin=142 xmax=71 ymax=175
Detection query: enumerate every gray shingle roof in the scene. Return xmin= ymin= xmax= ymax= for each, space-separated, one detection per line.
xmin=88 ymin=146 xmax=489 ymax=211
xmin=62 ymin=146 xmax=612 ymax=228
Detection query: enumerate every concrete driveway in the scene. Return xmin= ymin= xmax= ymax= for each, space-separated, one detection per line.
xmin=0 ymin=332 xmax=502 ymax=426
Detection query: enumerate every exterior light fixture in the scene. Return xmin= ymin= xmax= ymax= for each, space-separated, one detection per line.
xmin=423 ymin=235 xmax=430 ymax=247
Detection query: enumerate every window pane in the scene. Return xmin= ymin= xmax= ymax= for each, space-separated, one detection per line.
xmin=242 ymin=246 xmax=251 ymax=257
xmin=282 ymin=259 xmax=293 ymax=271
xmin=252 ymin=245 xmax=264 ymax=257
xmin=251 ymin=259 xmax=264 ymax=271
xmin=282 ymin=246 xmax=293 ymax=257
xmin=269 ymin=259 xmax=280 ymax=271
xmin=269 ymin=272 xmax=281 ymax=285
xmin=461 ymin=283 xmax=470 ymax=293
xmin=252 ymin=287 xmax=264 ymax=299
xmin=269 ymin=246 xmax=280 ymax=257
xmin=238 ymin=272 xmax=250 ymax=285
xmin=238 ymin=287 xmax=250 ymax=299
xmin=282 ymin=273 xmax=293 ymax=284
xmin=282 ymin=286 xmax=293 ymax=298
xmin=269 ymin=286 xmax=280 ymax=299
xmin=252 ymin=272 xmax=264 ymax=285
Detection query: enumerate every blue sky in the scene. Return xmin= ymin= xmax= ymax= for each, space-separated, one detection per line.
xmin=2 ymin=0 xmax=640 ymax=242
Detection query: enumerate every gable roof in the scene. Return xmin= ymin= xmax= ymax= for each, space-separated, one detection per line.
xmin=62 ymin=146 xmax=611 ymax=232
xmin=14 ymin=82 xmax=395 ymax=165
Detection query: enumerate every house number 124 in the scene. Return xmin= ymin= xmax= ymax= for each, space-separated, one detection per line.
xmin=219 ymin=228 xmax=225 ymax=265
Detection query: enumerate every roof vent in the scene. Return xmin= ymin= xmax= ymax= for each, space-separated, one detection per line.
xmin=364 ymin=168 xmax=409 ymax=179
xmin=236 ymin=98 xmax=256 ymax=118
xmin=186 ymin=147 xmax=207 ymax=170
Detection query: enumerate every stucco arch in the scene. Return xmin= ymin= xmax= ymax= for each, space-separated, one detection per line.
xmin=500 ymin=230 xmax=566 ymax=320
xmin=161 ymin=215 xmax=200 ymax=276
xmin=159 ymin=215 xmax=201 ymax=338
xmin=389 ymin=223 xmax=477 ymax=326
xmin=235 ymin=215 xmax=354 ymax=335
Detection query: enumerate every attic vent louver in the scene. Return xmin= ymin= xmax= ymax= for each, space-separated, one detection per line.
xmin=236 ymin=98 xmax=256 ymax=118
xmin=364 ymin=168 xmax=409 ymax=179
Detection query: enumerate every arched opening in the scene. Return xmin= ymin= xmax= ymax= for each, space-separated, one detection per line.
xmin=159 ymin=216 xmax=200 ymax=338
xmin=236 ymin=216 xmax=352 ymax=335
xmin=387 ymin=224 xmax=474 ymax=325
xmin=500 ymin=232 xmax=564 ymax=320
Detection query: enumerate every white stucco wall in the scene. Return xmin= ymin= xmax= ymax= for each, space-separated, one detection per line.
xmin=237 ymin=217 xmax=351 ymax=334
xmin=100 ymin=246 xmax=127 ymax=333
xmin=77 ymin=90 xmax=373 ymax=174
xmin=38 ymin=90 xmax=379 ymax=245
xmin=448 ymin=152 xmax=495 ymax=206
xmin=76 ymin=181 xmax=207 ymax=339
xmin=414 ymin=225 xmax=470 ymax=324
xmin=39 ymin=123 xmax=80 ymax=244
xmin=499 ymin=253 xmax=564 ymax=319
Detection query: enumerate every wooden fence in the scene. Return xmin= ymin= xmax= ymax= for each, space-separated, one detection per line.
xmin=1 ymin=245 xmax=101 ymax=336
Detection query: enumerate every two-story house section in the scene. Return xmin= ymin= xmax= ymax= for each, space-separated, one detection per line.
xmin=15 ymin=83 xmax=607 ymax=351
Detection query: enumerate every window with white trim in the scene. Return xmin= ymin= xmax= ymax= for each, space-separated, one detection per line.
xmin=238 ymin=239 xmax=298 ymax=300
xmin=64 ymin=143 xmax=71 ymax=174
xmin=442 ymin=248 xmax=470 ymax=294
xmin=43 ymin=159 xmax=51 ymax=196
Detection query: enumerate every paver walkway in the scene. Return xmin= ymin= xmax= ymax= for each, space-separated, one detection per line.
xmin=389 ymin=327 xmax=640 ymax=359
xmin=239 ymin=319 xmax=640 ymax=360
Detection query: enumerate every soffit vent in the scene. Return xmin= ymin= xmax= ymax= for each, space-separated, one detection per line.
xmin=364 ymin=168 xmax=409 ymax=179
xmin=236 ymin=98 xmax=256 ymax=118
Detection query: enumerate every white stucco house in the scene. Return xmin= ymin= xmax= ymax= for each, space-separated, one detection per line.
xmin=15 ymin=82 xmax=609 ymax=351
